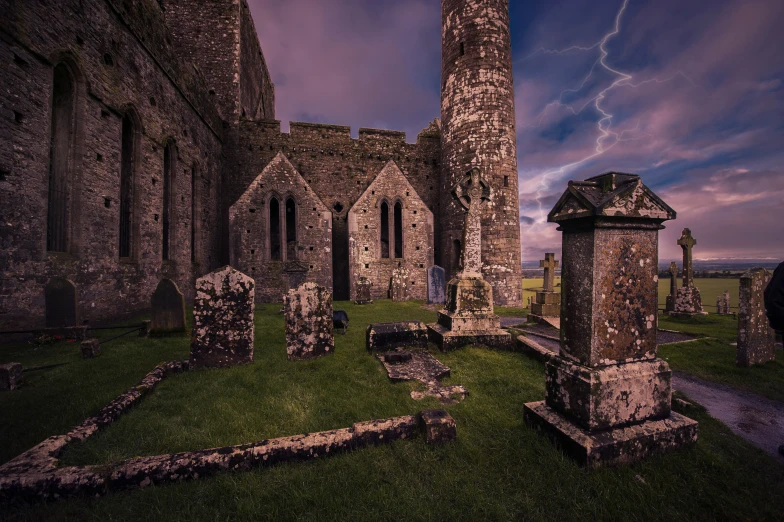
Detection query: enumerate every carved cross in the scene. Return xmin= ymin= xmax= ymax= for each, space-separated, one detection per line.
xmin=540 ymin=253 xmax=558 ymax=292
xmin=677 ymin=228 xmax=696 ymax=287
xmin=452 ymin=167 xmax=491 ymax=276
xmin=668 ymin=261 xmax=678 ymax=296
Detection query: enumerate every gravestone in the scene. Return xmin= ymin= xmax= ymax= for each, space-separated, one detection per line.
xmin=523 ymin=172 xmax=698 ymax=467
xmin=737 ymin=268 xmax=775 ymax=367
xmin=0 ymin=363 xmax=23 ymax=391
xmin=355 ymin=276 xmax=373 ymax=305
xmin=150 ymin=279 xmax=186 ymax=334
xmin=366 ymin=321 xmax=429 ymax=352
xmin=426 ymin=265 xmax=446 ymax=305
xmin=670 ymin=229 xmax=705 ymax=316
xmin=716 ymin=291 xmax=731 ymax=315
xmin=426 ymin=168 xmax=512 ymax=351
xmin=390 ymin=266 xmax=410 ymax=302
xmin=665 ymin=262 xmax=678 ymax=313
xmin=80 ymin=338 xmax=101 ymax=359
xmin=284 ymin=282 xmax=334 ymax=360
xmin=45 ymin=278 xmax=78 ymax=328
xmin=190 ymin=266 xmax=255 ymax=369
xmin=530 ymin=253 xmax=561 ymax=322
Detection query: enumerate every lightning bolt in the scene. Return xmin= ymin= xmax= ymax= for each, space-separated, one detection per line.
xmin=519 ymin=0 xmax=695 ymax=220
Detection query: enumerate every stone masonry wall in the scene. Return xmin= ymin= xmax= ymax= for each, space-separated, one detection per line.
xmin=348 ymin=162 xmax=435 ymax=301
xmin=0 ymin=0 xmax=224 ymax=330
xmin=229 ymin=154 xmax=332 ymax=302
xmin=440 ymin=0 xmax=522 ymax=306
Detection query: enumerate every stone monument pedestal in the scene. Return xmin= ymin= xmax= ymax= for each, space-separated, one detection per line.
xmin=427 ymin=274 xmax=512 ymax=351
xmin=523 ymin=172 xmax=698 ymax=467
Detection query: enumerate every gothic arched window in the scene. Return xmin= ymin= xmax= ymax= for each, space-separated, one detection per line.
xmin=269 ymin=196 xmax=281 ymax=261
xmin=380 ymin=201 xmax=390 ymax=259
xmin=47 ymin=63 xmax=76 ymax=252
xmin=394 ymin=201 xmax=403 ymax=259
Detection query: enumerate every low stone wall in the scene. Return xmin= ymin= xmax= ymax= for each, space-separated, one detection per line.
xmin=0 ymin=360 xmax=454 ymax=503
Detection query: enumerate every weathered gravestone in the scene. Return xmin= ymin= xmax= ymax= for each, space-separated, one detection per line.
xmin=150 ymin=279 xmax=186 ymax=335
xmin=390 ymin=266 xmax=410 ymax=302
xmin=716 ymin=291 xmax=731 ymax=315
xmin=284 ymin=282 xmax=334 ymax=360
xmin=190 ymin=266 xmax=255 ymax=369
xmin=670 ymin=229 xmax=705 ymax=316
xmin=426 ymin=265 xmax=446 ymax=305
xmin=45 ymin=277 xmax=78 ymax=328
xmin=737 ymin=268 xmax=776 ymax=367
xmin=80 ymin=338 xmax=100 ymax=359
xmin=665 ymin=262 xmax=678 ymax=313
xmin=355 ymin=276 xmax=373 ymax=305
xmin=0 ymin=363 xmax=23 ymax=391
xmin=523 ymin=172 xmax=698 ymax=467
xmin=530 ymin=253 xmax=561 ymax=322
xmin=426 ymin=168 xmax=512 ymax=351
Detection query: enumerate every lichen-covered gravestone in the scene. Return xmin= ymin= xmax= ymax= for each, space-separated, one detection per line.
xmin=737 ymin=268 xmax=776 ymax=367
xmin=190 ymin=266 xmax=255 ymax=369
xmin=45 ymin=277 xmax=78 ymax=328
xmin=426 ymin=265 xmax=446 ymax=305
xmin=523 ymin=172 xmax=698 ymax=467
xmin=355 ymin=276 xmax=373 ymax=305
xmin=284 ymin=282 xmax=334 ymax=360
xmin=530 ymin=253 xmax=561 ymax=322
xmin=390 ymin=266 xmax=410 ymax=302
xmin=150 ymin=279 xmax=186 ymax=334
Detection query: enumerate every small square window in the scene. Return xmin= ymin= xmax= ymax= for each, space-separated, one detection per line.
xmin=365 ymin=264 xmax=369 ymax=269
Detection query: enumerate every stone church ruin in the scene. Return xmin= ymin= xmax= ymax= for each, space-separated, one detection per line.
xmin=0 ymin=0 xmax=523 ymax=331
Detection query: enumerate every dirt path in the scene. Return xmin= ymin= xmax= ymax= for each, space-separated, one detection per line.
xmin=673 ymin=372 xmax=784 ymax=461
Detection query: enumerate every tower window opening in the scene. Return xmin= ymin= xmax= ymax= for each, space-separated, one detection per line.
xmin=459 ymin=42 xmax=465 ymax=56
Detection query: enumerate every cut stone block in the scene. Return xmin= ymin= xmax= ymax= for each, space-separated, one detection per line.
xmin=523 ymin=401 xmax=698 ymax=467
xmin=190 ymin=266 xmax=255 ymax=369
xmin=0 ymin=363 xmax=23 ymax=391
xmin=366 ymin=321 xmax=428 ymax=352
xmin=284 ymin=282 xmax=334 ymax=361
xmin=419 ymin=410 xmax=457 ymax=444
xmin=80 ymin=339 xmax=101 ymax=359
xmin=545 ymin=357 xmax=672 ymax=431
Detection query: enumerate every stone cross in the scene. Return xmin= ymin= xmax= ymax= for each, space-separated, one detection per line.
xmin=452 ymin=167 xmax=491 ymax=277
xmin=540 ymin=253 xmax=558 ymax=292
xmin=668 ymin=262 xmax=678 ymax=296
xmin=677 ymin=228 xmax=696 ymax=287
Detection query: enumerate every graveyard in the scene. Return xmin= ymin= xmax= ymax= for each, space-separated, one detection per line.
xmin=0 ymin=296 xmax=782 ymax=520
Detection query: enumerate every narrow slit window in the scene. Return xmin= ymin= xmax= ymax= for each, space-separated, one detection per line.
xmin=270 ymin=197 xmax=281 ymax=261
xmin=119 ymin=113 xmax=135 ymax=258
xmin=190 ymin=165 xmax=200 ymax=263
xmin=394 ymin=202 xmax=403 ymax=259
xmin=460 ymin=42 xmax=465 ymax=56
xmin=286 ymin=197 xmax=297 ymax=260
xmin=380 ymin=201 xmax=389 ymax=259
xmin=162 ymin=141 xmax=175 ymax=260
xmin=47 ymin=63 xmax=76 ymax=252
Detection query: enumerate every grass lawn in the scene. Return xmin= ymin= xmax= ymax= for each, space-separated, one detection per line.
xmin=1 ymin=300 xmax=783 ymax=521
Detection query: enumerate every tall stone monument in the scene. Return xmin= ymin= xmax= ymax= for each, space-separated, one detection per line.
xmin=523 ymin=172 xmax=698 ymax=467
xmin=530 ymin=253 xmax=561 ymax=326
xmin=670 ymin=229 xmax=705 ymax=317
xmin=665 ymin=262 xmax=678 ymax=313
xmin=190 ymin=266 xmax=255 ymax=369
xmin=737 ymin=268 xmax=776 ymax=367
xmin=427 ymin=168 xmax=512 ymax=351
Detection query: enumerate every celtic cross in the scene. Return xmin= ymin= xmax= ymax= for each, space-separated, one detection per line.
xmin=452 ymin=167 xmax=491 ymax=276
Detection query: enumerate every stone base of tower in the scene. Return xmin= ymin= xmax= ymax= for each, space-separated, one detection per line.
xmin=426 ymin=274 xmax=513 ymax=351
xmin=523 ymin=401 xmax=698 ymax=468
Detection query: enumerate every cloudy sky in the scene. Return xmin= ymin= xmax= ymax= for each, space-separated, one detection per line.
xmin=249 ymin=0 xmax=784 ymax=262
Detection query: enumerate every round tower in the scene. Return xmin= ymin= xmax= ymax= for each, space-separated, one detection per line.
xmin=440 ymin=0 xmax=522 ymax=306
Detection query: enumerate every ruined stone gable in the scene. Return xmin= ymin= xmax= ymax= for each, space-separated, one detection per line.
xmin=348 ymin=161 xmax=434 ymax=301
xmin=229 ymin=153 xmax=332 ymax=303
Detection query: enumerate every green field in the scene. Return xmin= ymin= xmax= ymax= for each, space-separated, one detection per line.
xmin=525 ymin=277 xmax=740 ymax=313
xmin=1 ymin=300 xmax=783 ymax=521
